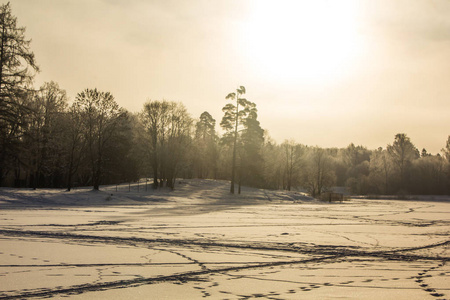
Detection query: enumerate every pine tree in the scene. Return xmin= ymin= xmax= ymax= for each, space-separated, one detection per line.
xmin=239 ymin=108 xmax=264 ymax=191
xmin=194 ymin=111 xmax=217 ymax=179
xmin=221 ymin=86 xmax=257 ymax=194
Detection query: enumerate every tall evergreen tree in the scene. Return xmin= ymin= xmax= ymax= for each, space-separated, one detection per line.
xmin=194 ymin=111 xmax=217 ymax=179
xmin=221 ymin=86 xmax=256 ymax=194
xmin=239 ymin=107 xmax=264 ymax=192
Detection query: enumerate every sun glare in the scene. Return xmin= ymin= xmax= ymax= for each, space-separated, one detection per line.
xmin=243 ymin=0 xmax=363 ymax=84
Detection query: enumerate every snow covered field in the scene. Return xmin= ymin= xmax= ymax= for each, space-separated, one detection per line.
xmin=0 ymin=179 xmax=449 ymax=299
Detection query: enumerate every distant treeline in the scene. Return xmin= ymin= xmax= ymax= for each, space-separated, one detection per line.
xmin=1 ymin=3 xmax=450 ymax=196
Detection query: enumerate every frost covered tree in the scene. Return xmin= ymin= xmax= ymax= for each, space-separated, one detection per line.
xmin=303 ymin=147 xmax=336 ymax=197
xmin=140 ymin=100 xmax=170 ymax=188
xmin=368 ymin=147 xmax=393 ymax=194
xmin=442 ymin=135 xmax=450 ymax=194
xmin=343 ymin=144 xmax=371 ymax=194
xmin=261 ymin=136 xmax=284 ymax=189
xmin=281 ymin=140 xmax=305 ymax=191
xmin=164 ymin=102 xmax=193 ymax=189
xmin=0 ymin=2 xmax=38 ymax=186
xmin=387 ymin=133 xmax=419 ymax=191
xmin=140 ymin=100 xmax=192 ymax=189
xmin=442 ymin=135 xmax=450 ymax=162
xmin=194 ymin=111 xmax=218 ymax=179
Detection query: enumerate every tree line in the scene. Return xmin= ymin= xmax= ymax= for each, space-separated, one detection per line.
xmin=1 ymin=3 xmax=450 ymax=196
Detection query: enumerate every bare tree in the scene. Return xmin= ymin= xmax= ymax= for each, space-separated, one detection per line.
xmin=303 ymin=147 xmax=335 ymax=197
xmin=281 ymin=140 xmax=304 ymax=191
xmin=261 ymin=136 xmax=284 ymax=190
xmin=65 ymin=101 xmax=86 ymax=191
xmin=164 ymin=102 xmax=192 ymax=188
xmin=0 ymin=2 xmax=38 ymax=186
xmin=74 ymin=88 xmax=127 ymax=190
xmin=140 ymin=100 xmax=192 ymax=189
xmin=369 ymin=147 xmax=393 ymax=194
xmin=140 ymin=100 xmax=169 ymax=188
xmin=442 ymin=135 xmax=450 ymax=194
xmin=442 ymin=135 xmax=450 ymax=162
xmin=26 ymin=82 xmax=67 ymax=188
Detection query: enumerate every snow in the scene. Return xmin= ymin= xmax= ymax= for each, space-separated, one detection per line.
xmin=0 ymin=179 xmax=449 ymax=299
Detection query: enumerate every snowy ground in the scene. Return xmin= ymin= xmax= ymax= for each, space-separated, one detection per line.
xmin=0 ymin=179 xmax=449 ymax=299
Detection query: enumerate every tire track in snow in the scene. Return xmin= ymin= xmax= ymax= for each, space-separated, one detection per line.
xmin=0 ymin=229 xmax=449 ymax=260
xmin=0 ymin=229 xmax=449 ymax=299
xmin=0 ymin=255 xmax=340 ymax=299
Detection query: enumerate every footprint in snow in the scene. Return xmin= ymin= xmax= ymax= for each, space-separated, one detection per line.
xmin=430 ymin=293 xmax=444 ymax=297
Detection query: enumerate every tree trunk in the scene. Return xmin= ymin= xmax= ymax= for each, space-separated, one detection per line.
xmin=152 ymin=131 xmax=158 ymax=189
xmin=67 ymin=172 xmax=73 ymax=191
xmin=0 ymin=149 xmax=6 ymax=187
xmin=66 ymin=142 xmax=76 ymax=191
xmin=230 ymin=99 xmax=239 ymax=194
xmin=93 ymin=149 xmax=101 ymax=190
xmin=238 ymin=164 xmax=242 ymax=194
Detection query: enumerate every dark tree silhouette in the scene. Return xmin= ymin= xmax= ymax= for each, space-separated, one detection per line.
xmin=238 ymin=106 xmax=264 ymax=192
xmin=442 ymin=136 xmax=450 ymax=162
xmin=65 ymin=101 xmax=85 ymax=191
xmin=221 ymin=86 xmax=254 ymax=194
xmin=73 ymin=88 xmax=127 ymax=190
xmin=0 ymin=2 xmax=38 ymax=186
xmin=387 ymin=133 xmax=419 ymax=191
xmin=27 ymin=82 xmax=67 ymax=189
xmin=140 ymin=100 xmax=170 ymax=188
xmin=140 ymin=100 xmax=192 ymax=189
xmin=194 ymin=111 xmax=217 ymax=179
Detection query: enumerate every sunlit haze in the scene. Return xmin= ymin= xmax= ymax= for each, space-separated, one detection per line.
xmin=243 ymin=1 xmax=363 ymax=83
xmin=10 ymin=0 xmax=450 ymax=153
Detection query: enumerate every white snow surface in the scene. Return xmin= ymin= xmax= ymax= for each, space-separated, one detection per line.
xmin=0 ymin=179 xmax=449 ymax=299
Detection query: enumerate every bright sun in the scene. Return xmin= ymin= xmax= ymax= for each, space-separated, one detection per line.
xmin=243 ymin=0 xmax=364 ymax=84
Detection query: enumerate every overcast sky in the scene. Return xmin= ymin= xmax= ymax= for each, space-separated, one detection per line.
xmin=9 ymin=0 xmax=450 ymax=153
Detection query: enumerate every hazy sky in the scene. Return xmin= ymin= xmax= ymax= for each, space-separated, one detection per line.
xmin=9 ymin=0 xmax=450 ymax=153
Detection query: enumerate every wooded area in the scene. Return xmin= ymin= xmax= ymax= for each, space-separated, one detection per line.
xmin=1 ymin=3 xmax=450 ymax=196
